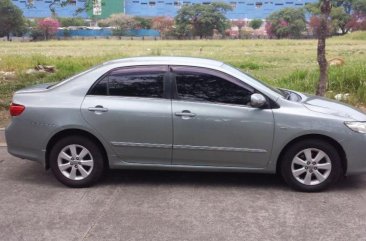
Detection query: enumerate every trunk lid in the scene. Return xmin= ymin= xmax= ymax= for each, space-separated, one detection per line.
xmin=15 ymin=83 xmax=56 ymax=94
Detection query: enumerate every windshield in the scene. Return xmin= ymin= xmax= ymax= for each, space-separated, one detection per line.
xmin=221 ymin=64 xmax=286 ymax=98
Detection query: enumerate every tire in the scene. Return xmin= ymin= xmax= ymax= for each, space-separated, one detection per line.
xmin=280 ymin=139 xmax=342 ymax=192
xmin=50 ymin=135 xmax=105 ymax=188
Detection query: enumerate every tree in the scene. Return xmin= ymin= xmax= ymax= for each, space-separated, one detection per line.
xmin=232 ymin=19 xmax=246 ymax=38
xmin=306 ymin=0 xmax=366 ymax=35
xmin=232 ymin=19 xmax=246 ymax=32
xmin=330 ymin=7 xmax=352 ymax=34
xmin=100 ymin=14 xmax=136 ymax=36
xmin=332 ymin=0 xmax=366 ymax=14
xmin=152 ymin=17 xmax=174 ymax=38
xmin=134 ymin=17 xmax=152 ymax=30
xmin=266 ymin=8 xmax=306 ymax=38
xmin=174 ymin=2 xmax=233 ymax=39
xmin=265 ymin=22 xmax=275 ymax=39
xmin=351 ymin=0 xmax=366 ymax=30
xmin=309 ymin=15 xmax=324 ymax=36
xmin=24 ymin=0 xmax=98 ymax=15
xmin=353 ymin=0 xmax=366 ymax=14
xmin=332 ymin=0 xmax=353 ymax=13
xmin=306 ymin=2 xmax=355 ymax=35
xmin=249 ymin=19 xmax=263 ymax=29
xmin=0 ymin=0 xmax=25 ymax=41
xmin=316 ymin=0 xmax=332 ymax=96
xmin=37 ymin=18 xmax=60 ymax=40
xmin=307 ymin=0 xmax=365 ymax=95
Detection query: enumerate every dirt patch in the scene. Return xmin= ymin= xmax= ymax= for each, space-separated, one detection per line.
xmin=26 ymin=65 xmax=56 ymax=74
xmin=358 ymin=106 xmax=366 ymax=113
xmin=0 ymin=109 xmax=10 ymax=128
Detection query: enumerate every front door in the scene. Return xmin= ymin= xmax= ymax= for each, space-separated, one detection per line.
xmin=81 ymin=65 xmax=172 ymax=165
xmin=171 ymin=66 xmax=274 ymax=168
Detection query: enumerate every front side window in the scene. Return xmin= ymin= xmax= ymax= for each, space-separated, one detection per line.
xmin=175 ymin=71 xmax=252 ymax=106
xmin=89 ymin=66 xmax=166 ymax=98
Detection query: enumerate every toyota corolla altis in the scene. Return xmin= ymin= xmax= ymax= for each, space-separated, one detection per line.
xmin=5 ymin=57 xmax=366 ymax=191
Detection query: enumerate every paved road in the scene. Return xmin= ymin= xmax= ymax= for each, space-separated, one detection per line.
xmin=1 ymin=147 xmax=366 ymax=241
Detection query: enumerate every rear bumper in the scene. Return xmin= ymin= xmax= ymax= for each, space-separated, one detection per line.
xmin=5 ymin=118 xmax=50 ymax=167
xmin=7 ymin=146 xmax=45 ymax=165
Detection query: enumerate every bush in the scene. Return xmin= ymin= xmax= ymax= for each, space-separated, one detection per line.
xmin=99 ymin=14 xmax=136 ymax=36
xmin=239 ymin=29 xmax=253 ymax=39
xmin=58 ymin=18 xmax=85 ymax=27
xmin=249 ymin=19 xmax=263 ymax=30
xmin=30 ymin=28 xmax=44 ymax=41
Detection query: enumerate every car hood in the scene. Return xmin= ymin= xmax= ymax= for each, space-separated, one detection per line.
xmin=303 ymin=95 xmax=366 ymax=121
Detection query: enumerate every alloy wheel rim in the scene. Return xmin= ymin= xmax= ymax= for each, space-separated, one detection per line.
xmin=291 ymin=148 xmax=332 ymax=186
xmin=57 ymin=144 xmax=94 ymax=181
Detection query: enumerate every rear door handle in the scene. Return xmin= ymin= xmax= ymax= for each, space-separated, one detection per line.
xmin=175 ymin=111 xmax=196 ymax=118
xmin=88 ymin=105 xmax=108 ymax=113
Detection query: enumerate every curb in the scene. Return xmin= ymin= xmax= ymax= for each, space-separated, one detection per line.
xmin=0 ymin=128 xmax=5 ymax=146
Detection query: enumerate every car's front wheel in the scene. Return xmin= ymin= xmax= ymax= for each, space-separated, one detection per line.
xmin=50 ymin=136 xmax=105 ymax=188
xmin=280 ymin=139 xmax=342 ymax=192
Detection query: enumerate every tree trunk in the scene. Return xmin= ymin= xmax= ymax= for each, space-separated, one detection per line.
xmin=316 ymin=21 xmax=328 ymax=96
xmin=7 ymin=33 xmax=10 ymax=41
xmin=316 ymin=0 xmax=332 ymax=96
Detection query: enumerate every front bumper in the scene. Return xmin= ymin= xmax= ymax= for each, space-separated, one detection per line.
xmin=342 ymin=131 xmax=366 ymax=175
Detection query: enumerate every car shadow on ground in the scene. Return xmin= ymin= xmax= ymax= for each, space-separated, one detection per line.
xmin=103 ymin=169 xmax=286 ymax=189
xmin=8 ymin=161 xmax=366 ymax=192
xmin=101 ymin=169 xmax=365 ymax=192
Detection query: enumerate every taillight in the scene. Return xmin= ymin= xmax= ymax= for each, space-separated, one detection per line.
xmin=9 ymin=103 xmax=25 ymax=117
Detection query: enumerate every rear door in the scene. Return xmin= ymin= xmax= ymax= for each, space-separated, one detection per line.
xmin=81 ymin=65 xmax=173 ymax=165
xmin=171 ymin=66 xmax=275 ymax=168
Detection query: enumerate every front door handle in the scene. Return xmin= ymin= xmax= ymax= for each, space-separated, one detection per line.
xmin=88 ymin=105 xmax=108 ymax=113
xmin=175 ymin=110 xmax=196 ymax=118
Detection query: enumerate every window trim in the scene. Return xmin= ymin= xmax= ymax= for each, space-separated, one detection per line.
xmin=87 ymin=65 xmax=170 ymax=99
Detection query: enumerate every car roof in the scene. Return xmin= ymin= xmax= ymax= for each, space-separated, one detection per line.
xmin=47 ymin=56 xmax=282 ymax=101
xmin=103 ymin=56 xmax=225 ymax=68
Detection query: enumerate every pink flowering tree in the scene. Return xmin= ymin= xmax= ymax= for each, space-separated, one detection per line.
xmin=265 ymin=22 xmax=275 ymax=39
xmin=152 ymin=16 xmax=174 ymax=39
xmin=265 ymin=8 xmax=306 ymax=38
xmin=37 ymin=18 xmax=60 ymax=40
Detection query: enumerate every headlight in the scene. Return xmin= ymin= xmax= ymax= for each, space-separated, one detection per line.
xmin=344 ymin=121 xmax=366 ymax=134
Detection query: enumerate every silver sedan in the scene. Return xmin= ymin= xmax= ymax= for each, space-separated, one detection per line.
xmin=5 ymin=57 xmax=366 ymax=191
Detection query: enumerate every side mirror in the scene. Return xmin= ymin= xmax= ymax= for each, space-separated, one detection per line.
xmin=250 ymin=93 xmax=267 ymax=108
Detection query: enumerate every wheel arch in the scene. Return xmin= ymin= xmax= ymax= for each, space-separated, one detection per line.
xmin=45 ymin=129 xmax=109 ymax=170
xmin=276 ymin=134 xmax=347 ymax=175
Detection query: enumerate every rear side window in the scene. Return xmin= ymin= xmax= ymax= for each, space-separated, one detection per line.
xmin=89 ymin=77 xmax=108 ymax=95
xmin=175 ymin=71 xmax=253 ymax=106
xmin=109 ymin=72 xmax=164 ymax=98
xmin=89 ymin=66 xmax=166 ymax=98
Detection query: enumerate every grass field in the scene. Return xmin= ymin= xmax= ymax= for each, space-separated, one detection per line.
xmin=0 ymin=32 xmax=366 ymax=126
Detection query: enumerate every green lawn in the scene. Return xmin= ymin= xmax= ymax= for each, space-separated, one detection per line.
xmin=0 ymin=32 xmax=366 ymax=125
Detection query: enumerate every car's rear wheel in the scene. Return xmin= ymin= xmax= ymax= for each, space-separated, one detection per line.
xmin=50 ymin=136 xmax=105 ymax=187
xmin=280 ymin=139 xmax=342 ymax=192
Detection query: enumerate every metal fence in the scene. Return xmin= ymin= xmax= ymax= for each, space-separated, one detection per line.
xmin=56 ymin=29 xmax=160 ymax=38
